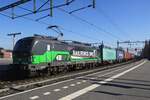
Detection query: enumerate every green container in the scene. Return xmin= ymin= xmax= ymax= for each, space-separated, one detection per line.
xmin=103 ymin=47 xmax=116 ymax=61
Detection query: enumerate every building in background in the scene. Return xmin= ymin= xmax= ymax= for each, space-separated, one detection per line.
xmin=0 ymin=48 xmax=12 ymax=59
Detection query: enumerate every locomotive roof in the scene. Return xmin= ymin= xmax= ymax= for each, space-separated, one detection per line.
xmin=20 ymin=36 xmax=93 ymax=47
xmin=21 ymin=35 xmax=57 ymax=41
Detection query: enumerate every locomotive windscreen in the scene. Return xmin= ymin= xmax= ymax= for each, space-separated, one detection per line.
xmin=13 ymin=38 xmax=33 ymax=52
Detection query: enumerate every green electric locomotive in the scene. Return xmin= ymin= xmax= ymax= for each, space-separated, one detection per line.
xmin=13 ymin=35 xmax=102 ymax=77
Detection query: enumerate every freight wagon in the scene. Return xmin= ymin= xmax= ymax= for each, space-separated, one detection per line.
xmin=116 ymin=49 xmax=124 ymax=62
xmin=101 ymin=46 xmax=116 ymax=63
xmin=124 ymin=51 xmax=132 ymax=61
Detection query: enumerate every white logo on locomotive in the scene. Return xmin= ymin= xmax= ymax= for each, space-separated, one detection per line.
xmin=72 ymin=50 xmax=96 ymax=57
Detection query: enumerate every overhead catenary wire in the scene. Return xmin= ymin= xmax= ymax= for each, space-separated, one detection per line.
xmin=69 ymin=4 xmax=92 ymax=14
xmin=14 ymin=0 xmax=76 ymax=19
xmin=35 ymin=14 xmax=50 ymax=21
xmin=39 ymin=0 xmax=119 ymax=45
xmin=58 ymin=8 xmax=122 ymax=41
xmin=11 ymin=1 xmax=104 ymax=42
xmin=59 ymin=27 xmax=102 ymax=41
xmin=0 ymin=0 xmax=76 ymax=19
xmin=0 ymin=10 xmax=101 ymax=44
xmin=0 ymin=0 xmax=117 ymax=47
xmin=59 ymin=26 xmax=117 ymax=47
xmin=0 ymin=13 xmax=12 ymax=19
xmin=94 ymin=7 xmax=134 ymax=40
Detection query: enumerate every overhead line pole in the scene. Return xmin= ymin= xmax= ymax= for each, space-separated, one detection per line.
xmin=33 ymin=0 xmax=36 ymax=13
xmin=50 ymin=0 xmax=53 ymax=16
xmin=117 ymin=40 xmax=145 ymax=52
xmin=7 ymin=32 xmax=21 ymax=49
xmin=11 ymin=7 xmax=15 ymax=19
xmin=93 ymin=0 xmax=95 ymax=8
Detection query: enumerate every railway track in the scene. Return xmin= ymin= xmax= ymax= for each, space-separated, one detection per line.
xmin=0 ymin=59 xmax=138 ymax=97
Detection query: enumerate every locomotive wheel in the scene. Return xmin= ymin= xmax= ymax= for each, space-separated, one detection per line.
xmin=51 ymin=66 xmax=59 ymax=75
xmin=62 ymin=66 xmax=69 ymax=73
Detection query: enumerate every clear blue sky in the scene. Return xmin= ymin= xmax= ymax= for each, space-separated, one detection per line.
xmin=0 ymin=0 xmax=149 ymax=49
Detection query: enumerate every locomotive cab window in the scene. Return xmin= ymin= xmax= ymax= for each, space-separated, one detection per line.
xmin=54 ymin=43 xmax=67 ymax=51
xmin=32 ymin=41 xmax=47 ymax=55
